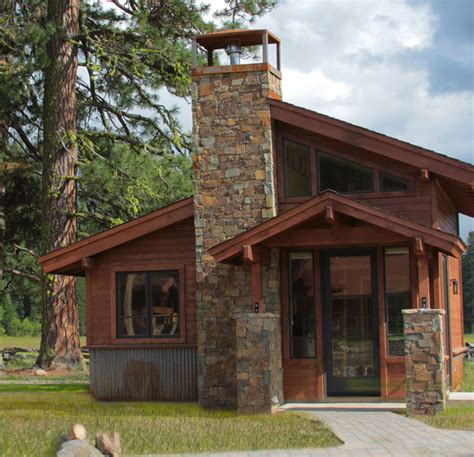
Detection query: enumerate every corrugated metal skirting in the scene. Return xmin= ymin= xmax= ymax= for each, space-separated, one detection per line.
xmin=90 ymin=347 xmax=197 ymax=401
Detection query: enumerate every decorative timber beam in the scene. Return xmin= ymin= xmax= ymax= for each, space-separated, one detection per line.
xmin=81 ymin=257 xmax=95 ymax=270
xmin=242 ymin=244 xmax=270 ymax=266
xmin=324 ymin=204 xmax=336 ymax=224
xmin=414 ymin=237 xmax=425 ymax=256
xmin=420 ymin=169 xmax=430 ymax=183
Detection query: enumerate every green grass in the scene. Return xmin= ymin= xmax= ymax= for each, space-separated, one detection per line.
xmin=0 ymin=387 xmax=340 ymax=457
xmin=465 ymin=334 xmax=474 ymax=344
xmin=0 ymin=335 xmax=86 ymax=349
xmin=461 ymin=361 xmax=474 ymax=392
xmin=417 ymin=402 xmax=474 ymax=431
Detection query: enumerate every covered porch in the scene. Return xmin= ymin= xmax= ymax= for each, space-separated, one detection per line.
xmin=209 ymin=191 xmax=465 ymax=402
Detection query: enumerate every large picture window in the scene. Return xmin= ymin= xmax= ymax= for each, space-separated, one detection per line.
xmin=117 ymin=270 xmax=180 ymax=338
xmin=380 ymin=172 xmax=409 ymax=192
xmin=318 ymin=152 xmax=375 ymax=194
xmin=384 ymin=248 xmax=411 ymax=356
xmin=283 ymin=139 xmax=312 ymax=197
xmin=289 ymin=252 xmax=316 ymax=358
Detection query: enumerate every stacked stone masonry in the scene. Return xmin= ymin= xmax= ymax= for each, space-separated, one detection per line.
xmin=192 ymin=65 xmax=282 ymax=408
xmin=402 ymin=309 xmax=446 ymax=416
xmin=236 ymin=313 xmax=283 ymax=414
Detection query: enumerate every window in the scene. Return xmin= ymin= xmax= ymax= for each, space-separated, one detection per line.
xmin=283 ymin=139 xmax=312 ymax=197
xmin=384 ymin=248 xmax=411 ymax=356
xmin=380 ymin=172 xmax=409 ymax=192
xmin=289 ymin=252 xmax=316 ymax=358
xmin=117 ymin=270 xmax=180 ymax=338
xmin=319 ymin=152 xmax=375 ymax=193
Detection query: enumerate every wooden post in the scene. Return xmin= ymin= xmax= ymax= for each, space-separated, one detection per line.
xmin=191 ymin=38 xmax=197 ymax=68
xmin=416 ymin=253 xmax=431 ymax=308
xmin=243 ymin=244 xmax=268 ymax=312
xmin=262 ymin=31 xmax=268 ymax=63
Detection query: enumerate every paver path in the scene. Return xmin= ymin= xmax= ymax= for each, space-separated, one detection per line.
xmin=133 ymin=409 xmax=474 ymax=457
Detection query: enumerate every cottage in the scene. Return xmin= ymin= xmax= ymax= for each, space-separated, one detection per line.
xmin=40 ymin=30 xmax=473 ymax=411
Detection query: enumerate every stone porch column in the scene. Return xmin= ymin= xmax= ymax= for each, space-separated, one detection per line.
xmin=235 ymin=313 xmax=283 ymax=414
xmin=402 ymin=309 xmax=446 ymax=415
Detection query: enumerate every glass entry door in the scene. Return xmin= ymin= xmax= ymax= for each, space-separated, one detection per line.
xmin=322 ymin=251 xmax=380 ymax=396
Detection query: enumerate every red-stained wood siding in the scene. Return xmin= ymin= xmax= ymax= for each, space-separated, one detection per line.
xmin=433 ymin=181 xmax=458 ymax=235
xmin=447 ymin=255 xmax=464 ymax=357
xmin=87 ymin=217 xmax=197 ymax=347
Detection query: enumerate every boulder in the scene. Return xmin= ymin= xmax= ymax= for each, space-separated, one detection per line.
xmin=96 ymin=432 xmax=121 ymax=457
xmin=68 ymin=424 xmax=87 ymax=441
xmin=56 ymin=439 xmax=102 ymax=457
xmin=35 ymin=369 xmax=47 ymax=377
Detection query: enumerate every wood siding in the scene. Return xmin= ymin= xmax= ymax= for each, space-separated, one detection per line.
xmin=87 ymin=217 xmax=197 ymax=347
xmin=433 ymin=181 xmax=458 ymax=235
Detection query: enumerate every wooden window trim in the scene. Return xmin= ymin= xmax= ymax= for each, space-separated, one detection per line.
xmin=277 ymin=132 xmax=416 ymax=205
xmin=110 ymin=262 xmax=186 ymax=345
xmin=278 ymin=134 xmax=316 ymax=202
xmin=383 ymin=245 xmax=413 ymax=360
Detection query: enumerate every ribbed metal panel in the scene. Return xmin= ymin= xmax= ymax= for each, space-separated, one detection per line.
xmin=90 ymin=347 xmax=197 ymax=401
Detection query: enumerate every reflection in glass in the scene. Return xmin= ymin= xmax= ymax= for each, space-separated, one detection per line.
xmin=385 ymin=247 xmax=411 ymax=356
xmin=151 ymin=271 xmax=179 ymax=336
xmin=118 ymin=272 xmax=147 ymax=337
xmin=284 ymin=140 xmax=312 ymax=197
xmin=380 ymin=172 xmax=409 ymax=192
xmin=117 ymin=270 xmax=180 ymax=338
xmin=319 ymin=152 xmax=374 ymax=194
xmin=330 ymin=256 xmax=374 ymax=377
xmin=289 ymin=252 xmax=316 ymax=358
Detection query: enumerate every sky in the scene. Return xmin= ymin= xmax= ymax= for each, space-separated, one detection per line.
xmin=117 ymin=0 xmax=474 ymax=240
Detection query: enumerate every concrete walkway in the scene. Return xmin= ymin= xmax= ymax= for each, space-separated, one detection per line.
xmin=134 ymin=409 xmax=474 ymax=457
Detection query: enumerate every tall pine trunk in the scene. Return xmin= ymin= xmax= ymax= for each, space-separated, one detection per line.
xmin=37 ymin=0 xmax=82 ymax=368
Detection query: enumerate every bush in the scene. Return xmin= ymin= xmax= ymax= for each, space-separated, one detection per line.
xmin=9 ymin=317 xmax=41 ymax=337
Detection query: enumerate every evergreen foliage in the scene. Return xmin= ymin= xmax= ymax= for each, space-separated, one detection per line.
xmin=0 ymin=0 xmax=276 ymax=339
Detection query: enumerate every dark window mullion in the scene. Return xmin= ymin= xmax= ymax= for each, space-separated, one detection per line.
xmin=146 ymin=272 xmax=152 ymax=337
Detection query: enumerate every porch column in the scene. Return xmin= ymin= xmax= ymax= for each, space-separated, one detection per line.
xmin=235 ymin=313 xmax=283 ymax=414
xmin=402 ymin=309 xmax=446 ymax=415
xmin=415 ymin=239 xmax=431 ymax=308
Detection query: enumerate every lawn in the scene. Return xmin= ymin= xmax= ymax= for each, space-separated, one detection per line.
xmin=465 ymin=334 xmax=474 ymax=344
xmin=460 ymin=360 xmax=474 ymax=392
xmin=0 ymin=335 xmax=86 ymax=349
xmin=0 ymin=386 xmax=340 ymax=457
xmin=417 ymin=402 xmax=474 ymax=431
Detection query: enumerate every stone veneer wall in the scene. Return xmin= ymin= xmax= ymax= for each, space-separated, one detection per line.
xmin=192 ymin=65 xmax=282 ymax=408
xmin=235 ymin=313 xmax=283 ymax=413
xmin=402 ymin=309 xmax=446 ymax=415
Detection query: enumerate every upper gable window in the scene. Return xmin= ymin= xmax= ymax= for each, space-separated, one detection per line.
xmin=318 ymin=152 xmax=374 ymax=194
xmin=283 ymin=139 xmax=312 ymax=197
xmin=380 ymin=172 xmax=409 ymax=192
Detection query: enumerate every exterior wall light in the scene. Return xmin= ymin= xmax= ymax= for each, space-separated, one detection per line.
xmin=451 ymin=279 xmax=459 ymax=295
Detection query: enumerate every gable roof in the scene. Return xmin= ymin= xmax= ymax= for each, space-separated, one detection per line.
xmin=208 ymin=191 xmax=465 ymax=263
xmin=269 ymin=99 xmax=474 ymax=216
xmin=39 ymin=197 xmax=194 ymax=275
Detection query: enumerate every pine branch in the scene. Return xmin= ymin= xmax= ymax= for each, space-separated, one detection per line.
xmin=4 ymin=268 xmax=40 ymax=282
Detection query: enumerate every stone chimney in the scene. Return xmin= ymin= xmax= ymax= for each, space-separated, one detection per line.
xmin=191 ymin=30 xmax=282 ymax=408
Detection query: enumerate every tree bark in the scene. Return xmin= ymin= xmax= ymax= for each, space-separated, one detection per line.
xmin=38 ymin=0 xmax=83 ymax=368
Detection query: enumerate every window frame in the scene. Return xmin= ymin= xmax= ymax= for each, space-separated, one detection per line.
xmin=317 ymin=150 xmax=376 ymax=195
xmin=379 ymin=171 xmax=412 ymax=193
xmin=278 ymin=134 xmax=316 ymax=203
xmin=383 ymin=246 xmax=412 ymax=358
xmin=277 ymin=132 xmax=415 ymax=204
xmin=288 ymin=250 xmax=317 ymax=359
xmin=111 ymin=263 xmax=186 ymax=344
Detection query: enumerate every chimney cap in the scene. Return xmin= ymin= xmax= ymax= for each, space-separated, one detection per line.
xmin=195 ymin=29 xmax=280 ymax=51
